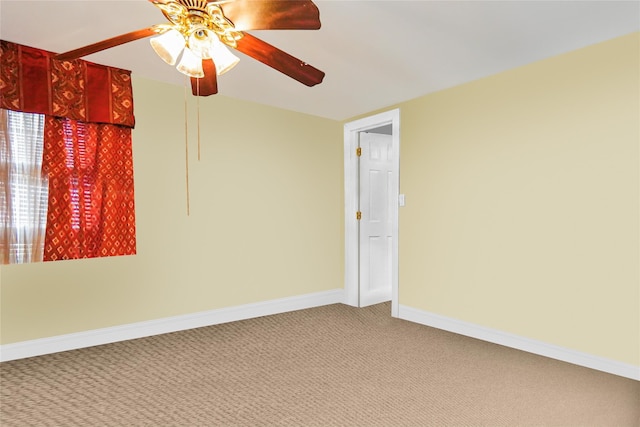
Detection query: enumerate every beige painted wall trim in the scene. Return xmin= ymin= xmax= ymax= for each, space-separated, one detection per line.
xmin=399 ymin=305 xmax=640 ymax=381
xmin=0 ymin=289 xmax=345 ymax=362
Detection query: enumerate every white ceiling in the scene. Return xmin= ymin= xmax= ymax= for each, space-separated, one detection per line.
xmin=1 ymin=0 xmax=638 ymax=121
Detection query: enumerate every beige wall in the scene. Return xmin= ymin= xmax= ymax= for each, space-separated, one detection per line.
xmin=0 ymin=78 xmax=344 ymax=344
xmin=397 ymin=32 xmax=639 ymax=366
xmin=1 ymin=33 xmax=638 ymax=369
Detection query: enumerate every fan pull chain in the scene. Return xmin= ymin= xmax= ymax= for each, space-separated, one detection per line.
xmin=197 ymin=79 xmax=201 ymax=161
xmin=184 ymin=77 xmax=190 ymax=216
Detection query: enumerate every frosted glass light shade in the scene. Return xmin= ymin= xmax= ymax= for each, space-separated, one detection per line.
xmin=209 ymin=37 xmax=240 ymax=75
xmin=188 ymin=28 xmax=215 ymax=59
xmin=176 ymin=47 xmax=204 ymax=78
xmin=150 ymin=29 xmax=185 ymax=66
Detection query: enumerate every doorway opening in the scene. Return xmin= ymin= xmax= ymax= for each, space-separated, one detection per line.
xmin=343 ymin=109 xmax=400 ymax=317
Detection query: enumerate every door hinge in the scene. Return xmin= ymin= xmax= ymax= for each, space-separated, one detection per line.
xmin=356 ymin=211 xmax=362 ymax=220
xmin=356 ymin=147 xmax=362 ymax=157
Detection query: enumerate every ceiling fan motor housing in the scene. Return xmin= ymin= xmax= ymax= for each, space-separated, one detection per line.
xmin=179 ymin=0 xmax=210 ymax=12
xmin=163 ymin=0 xmax=242 ymax=48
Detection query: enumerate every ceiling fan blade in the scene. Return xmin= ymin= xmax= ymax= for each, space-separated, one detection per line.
xmin=191 ymin=59 xmax=218 ymax=96
xmin=221 ymin=0 xmax=321 ymax=30
xmin=55 ymin=27 xmax=159 ymax=61
xmin=234 ymin=33 xmax=324 ymax=87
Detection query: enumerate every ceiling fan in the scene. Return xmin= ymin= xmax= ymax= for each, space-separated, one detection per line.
xmin=55 ymin=0 xmax=325 ymax=96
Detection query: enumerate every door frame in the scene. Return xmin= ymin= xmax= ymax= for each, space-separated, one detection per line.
xmin=343 ymin=109 xmax=400 ymax=317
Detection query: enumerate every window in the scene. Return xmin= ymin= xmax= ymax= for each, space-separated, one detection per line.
xmin=1 ymin=109 xmax=137 ymax=264
xmin=0 ymin=109 xmax=48 ymax=264
xmin=1 ymin=40 xmax=137 ymax=264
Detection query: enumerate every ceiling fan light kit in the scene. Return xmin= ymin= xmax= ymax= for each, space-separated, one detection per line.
xmin=150 ymin=0 xmax=243 ymax=78
xmin=54 ymin=0 xmax=325 ymax=96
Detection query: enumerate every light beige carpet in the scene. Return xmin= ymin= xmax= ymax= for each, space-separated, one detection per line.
xmin=1 ymin=302 xmax=638 ymax=426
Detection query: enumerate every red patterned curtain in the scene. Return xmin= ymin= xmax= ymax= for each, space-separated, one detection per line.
xmin=0 ymin=40 xmax=136 ymax=261
xmin=42 ymin=118 xmax=136 ymax=260
xmin=0 ymin=41 xmax=135 ymax=126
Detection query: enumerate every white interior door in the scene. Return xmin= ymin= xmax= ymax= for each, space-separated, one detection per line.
xmin=344 ymin=108 xmax=400 ymax=316
xmin=359 ymin=131 xmax=394 ymax=307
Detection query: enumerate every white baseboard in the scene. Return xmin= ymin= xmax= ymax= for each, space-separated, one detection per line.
xmin=398 ymin=304 xmax=640 ymax=381
xmin=0 ymin=289 xmax=345 ymax=363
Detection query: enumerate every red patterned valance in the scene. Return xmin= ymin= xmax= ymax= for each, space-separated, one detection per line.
xmin=0 ymin=40 xmax=135 ymax=128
